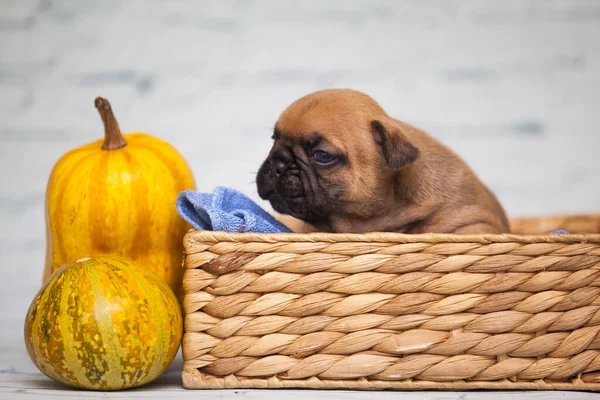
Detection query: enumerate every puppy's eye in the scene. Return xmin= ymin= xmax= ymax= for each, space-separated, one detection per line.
xmin=312 ymin=150 xmax=336 ymax=165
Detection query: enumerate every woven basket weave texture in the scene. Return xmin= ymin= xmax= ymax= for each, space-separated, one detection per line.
xmin=181 ymin=215 xmax=600 ymax=391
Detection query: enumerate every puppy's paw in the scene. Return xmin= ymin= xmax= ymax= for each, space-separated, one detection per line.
xmin=276 ymin=214 xmax=317 ymax=233
xmin=452 ymin=223 xmax=504 ymax=234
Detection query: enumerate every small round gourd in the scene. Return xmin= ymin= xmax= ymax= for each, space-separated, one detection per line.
xmin=24 ymin=256 xmax=182 ymax=390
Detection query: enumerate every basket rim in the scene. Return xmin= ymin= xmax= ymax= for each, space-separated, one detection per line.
xmin=184 ymin=229 xmax=600 ymax=244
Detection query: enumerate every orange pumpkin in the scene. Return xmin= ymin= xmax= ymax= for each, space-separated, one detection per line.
xmin=25 ymin=256 xmax=182 ymax=390
xmin=42 ymin=97 xmax=195 ymax=298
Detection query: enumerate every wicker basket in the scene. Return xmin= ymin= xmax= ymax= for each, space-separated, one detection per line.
xmin=181 ymin=214 xmax=600 ymax=391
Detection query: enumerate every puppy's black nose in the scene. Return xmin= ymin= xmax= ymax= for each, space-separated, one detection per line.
xmin=272 ymin=159 xmax=287 ymax=176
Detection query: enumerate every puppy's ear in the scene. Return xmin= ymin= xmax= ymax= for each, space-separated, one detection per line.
xmin=371 ymin=119 xmax=419 ymax=169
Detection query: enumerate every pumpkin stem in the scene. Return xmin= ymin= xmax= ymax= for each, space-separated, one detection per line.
xmin=95 ymin=97 xmax=127 ymax=151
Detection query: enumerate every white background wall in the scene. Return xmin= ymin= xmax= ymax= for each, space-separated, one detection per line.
xmin=1 ymin=0 xmax=599 ymax=376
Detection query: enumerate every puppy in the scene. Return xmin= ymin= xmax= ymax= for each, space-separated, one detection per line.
xmin=256 ymin=89 xmax=509 ymax=234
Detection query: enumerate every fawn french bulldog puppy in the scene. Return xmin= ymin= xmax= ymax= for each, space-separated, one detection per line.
xmin=256 ymin=89 xmax=509 ymax=234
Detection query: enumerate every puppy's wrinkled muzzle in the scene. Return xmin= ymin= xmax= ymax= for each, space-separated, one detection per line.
xmin=274 ymin=170 xmax=303 ymax=199
xmin=257 ymin=158 xmax=310 ymax=218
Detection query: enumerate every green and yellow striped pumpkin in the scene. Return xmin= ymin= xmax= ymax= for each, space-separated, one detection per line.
xmin=25 ymin=256 xmax=182 ymax=390
xmin=42 ymin=97 xmax=195 ymax=299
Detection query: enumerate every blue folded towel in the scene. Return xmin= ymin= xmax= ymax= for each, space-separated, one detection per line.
xmin=176 ymin=186 xmax=292 ymax=233
xmin=551 ymin=230 xmax=569 ymax=234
